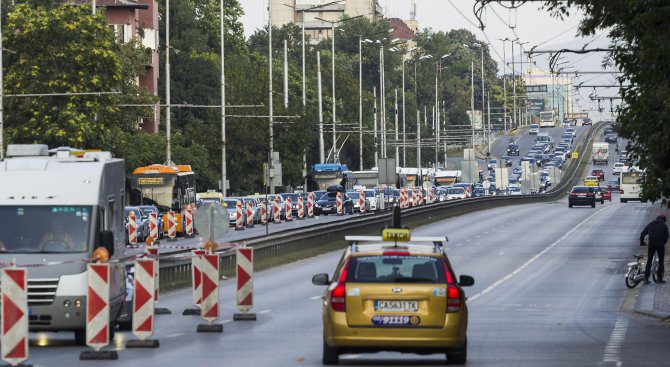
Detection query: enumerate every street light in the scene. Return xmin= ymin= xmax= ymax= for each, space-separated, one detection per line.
xmin=389 ymin=46 xmax=417 ymax=167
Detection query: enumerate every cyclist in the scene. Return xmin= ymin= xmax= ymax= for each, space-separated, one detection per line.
xmin=640 ymin=213 xmax=669 ymax=284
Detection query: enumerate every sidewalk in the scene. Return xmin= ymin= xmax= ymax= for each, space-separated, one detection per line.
xmin=633 ymin=207 xmax=670 ymax=321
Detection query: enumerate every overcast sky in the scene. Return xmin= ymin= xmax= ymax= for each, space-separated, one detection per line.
xmin=237 ymin=0 xmax=615 ymax=118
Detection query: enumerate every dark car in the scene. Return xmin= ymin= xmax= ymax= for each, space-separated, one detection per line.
xmin=582 ymin=118 xmax=593 ymax=126
xmin=568 ymin=186 xmax=596 ymax=208
xmin=314 ymin=191 xmax=355 ymax=215
xmin=507 ymin=144 xmax=520 ymax=156
xmin=603 ymin=127 xmax=614 ymax=136
xmin=591 ymin=169 xmax=605 ymax=181
xmin=592 ymin=186 xmax=606 ymax=204
xmin=607 ymin=179 xmax=620 ymax=190
xmin=501 ymin=155 xmax=513 ymax=167
xmin=605 ymin=133 xmax=618 ymax=143
xmin=138 ymin=205 xmax=164 ymax=239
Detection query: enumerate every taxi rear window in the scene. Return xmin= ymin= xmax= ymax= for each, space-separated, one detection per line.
xmin=347 ymin=256 xmax=446 ymax=284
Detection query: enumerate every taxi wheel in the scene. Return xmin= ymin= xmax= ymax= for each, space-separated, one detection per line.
xmin=447 ymin=340 xmax=467 ymax=365
xmin=322 ymin=340 xmax=340 ymax=365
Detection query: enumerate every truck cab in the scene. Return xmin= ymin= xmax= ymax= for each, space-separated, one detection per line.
xmin=0 ymin=145 xmax=126 ymax=344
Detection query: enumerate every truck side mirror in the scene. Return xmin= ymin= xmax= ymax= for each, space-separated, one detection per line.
xmin=100 ymin=230 xmax=115 ymax=257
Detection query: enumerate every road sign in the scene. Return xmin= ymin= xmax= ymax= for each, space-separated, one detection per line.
xmin=194 ymin=203 xmax=228 ymax=242
xmin=571 ymin=151 xmax=579 ymax=159
xmin=378 ymin=158 xmax=396 ymax=185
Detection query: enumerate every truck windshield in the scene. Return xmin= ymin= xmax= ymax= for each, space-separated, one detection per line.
xmin=0 ymin=206 xmax=92 ymax=253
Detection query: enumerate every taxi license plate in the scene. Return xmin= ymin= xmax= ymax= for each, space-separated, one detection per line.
xmin=372 ymin=315 xmax=421 ymax=326
xmin=374 ymin=300 xmax=418 ymax=312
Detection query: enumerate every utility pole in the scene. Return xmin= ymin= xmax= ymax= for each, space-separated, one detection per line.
xmin=394 ymin=89 xmax=399 ymax=164
xmin=268 ymin=1 xmax=275 ymax=193
xmin=220 ymin=0 xmax=226 ymax=197
xmin=165 ymin=0 xmax=172 ymax=164
xmin=330 ymin=22 xmax=337 ymax=161
xmin=373 ymin=87 xmax=378 ymax=167
xmin=470 ymin=61 xmax=475 ymax=149
xmin=0 ymin=0 xmax=4 ymax=160
xmin=358 ymin=35 xmax=363 ymax=170
xmin=317 ymin=51 xmax=324 ymax=163
xmin=502 ymin=38 xmax=507 ymax=130
xmin=416 ymin=109 xmax=421 ymax=169
xmin=379 ymin=46 xmax=386 ymax=159
xmin=435 ymin=61 xmax=439 ymax=167
xmin=402 ymin=59 xmax=406 ymax=167
xmin=283 ymin=39 xmax=288 ymax=108
xmin=512 ymin=39 xmax=517 ymax=128
xmin=487 ymin=91 xmax=491 ymax=153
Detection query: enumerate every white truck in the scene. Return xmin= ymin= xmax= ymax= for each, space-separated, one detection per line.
xmin=0 ymin=145 xmax=127 ymax=344
xmin=592 ymin=142 xmax=609 ymax=165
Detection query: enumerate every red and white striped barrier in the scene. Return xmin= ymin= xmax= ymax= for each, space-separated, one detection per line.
xmin=191 ymin=249 xmax=206 ymax=308
xmin=148 ymin=212 xmax=159 ymax=242
xmin=198 ymin=253 xmax=222 ymax=331
xmin=399 ymin=189 xmax=406 ymax=208
xmin=273 ymin=197 xmax=281 ymax=224
xmin=128 ymin=210 xmax=138 ymax=246
xmin=297 ymin=196 xmax=305 ymax=220
xmin=260 ymin=200 xmax=267 ymax=225
xmin=307 ymin=192 xmax=314 ymax=218
xmin=285 ymin=197 xmax=293 ymax=222
xmin=185 ymin=208 xmax=194 ymax=237
xmin=245 ymin=201 xmax=255 ymax=228
xmin=1 ymin=267 xmax=28 ymax=366
xmin=419 ymin=189 xmax=424 ymax=206
xmin=145 ymin=245 xmax=160 ymax=302
xmin=336 ymin=192 xmax=343 ymax=215
xmin=233 ymin=248 xmax=256 ymax=320
xmin=167 ymin=211 xmax=177 ymax=240
xmin=411 ymin=189 xmax=417 ymax=207
xmin=131 ymin=258 xmax=155 ymax=341
xmin=86 ymin=263 xmax=110 ymax=351
xmin=428 ymin=188 xmax=435 ymax=204
xmin=235 ymin=200 xmax=244 ymax=231
xmin=359 ymin=190 xmax=366 ymax=214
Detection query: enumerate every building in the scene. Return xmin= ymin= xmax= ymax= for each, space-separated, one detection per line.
xmin=524 ymin=64 xmax=574 ymax=124
xmin=270 ymin=0 xmax=383 ymax=43
xmin=70 ymin=0 xmax=160 ymax=133
xmin=388 ymin=18 xmax=417 ymax=51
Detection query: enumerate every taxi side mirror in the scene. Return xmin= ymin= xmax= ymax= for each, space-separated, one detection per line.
xmin=312 ymin=273 xmax=330 ymax=286
xmin=459 ymin=275 xmax=475 ymax=287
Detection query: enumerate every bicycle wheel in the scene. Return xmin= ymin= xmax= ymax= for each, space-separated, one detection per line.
xmin=625 ymin=268 xmax=640 ymax=288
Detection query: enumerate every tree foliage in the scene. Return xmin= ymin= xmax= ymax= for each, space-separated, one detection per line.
xmin=3 ymin=3 xmax=155 ymax=148
xmin=543 ymin=0 xmax=670 ymax=204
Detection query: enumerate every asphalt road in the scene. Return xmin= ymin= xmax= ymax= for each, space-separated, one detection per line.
xmin=24 ymin=151 xmax=670 ymax=366
xmin=490 ymin=125 xmax=590 ymax=165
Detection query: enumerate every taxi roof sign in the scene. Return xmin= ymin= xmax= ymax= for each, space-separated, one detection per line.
xmin=381 ymin=228 xmax=411 ymax=242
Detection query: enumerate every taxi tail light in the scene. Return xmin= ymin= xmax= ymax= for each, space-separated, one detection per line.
xmin=620 ymin=189 xmax=624 ymax=194
xmin=330 ymin=259 xmax=350 ymax=312
xmin=443 ymin=260 xmax=461 ymax=313
xmin=383 ymin=251 xmax=410 ymax=256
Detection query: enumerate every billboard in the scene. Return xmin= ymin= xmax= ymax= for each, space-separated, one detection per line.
xmin=528 ymin=99 xmax=545 ymax=118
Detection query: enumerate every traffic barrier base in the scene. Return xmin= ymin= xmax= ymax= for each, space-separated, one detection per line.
xmin=79 ymin=350 xmax=118 ymax=361
xmin=126 ymin=339 xmax=160 ymax=348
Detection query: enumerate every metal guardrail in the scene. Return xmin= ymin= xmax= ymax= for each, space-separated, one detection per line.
xmin=157 ymin=122 xmax=605 ymax=288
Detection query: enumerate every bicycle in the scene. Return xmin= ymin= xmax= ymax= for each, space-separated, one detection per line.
xmin=625 ymin=252 xmax=659 ymax=288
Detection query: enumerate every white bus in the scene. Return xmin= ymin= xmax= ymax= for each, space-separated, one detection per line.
xmin=539 ymin=111 xmax=556 ymax=128
xmin=619 ymin=169 xmax=646 ymax=203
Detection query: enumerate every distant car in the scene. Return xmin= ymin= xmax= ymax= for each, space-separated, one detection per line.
xmin=584 ymin=176 xmax=600 ymax=187
xmin=124 ymin=206 xmax=149 ymax=243
xmin=592 ymin=186 xmax=605 ymax=204
xmin=566 ymin=127 xmax=577 ymax=137
xmin=487 ymin=159 xmax=498 ymax=170
xmin=473 ymin=187 xmax=487 ymax=197
xmin=347 ymin=191 xmax=371 ymax=212
xmin=513 ymin=166 xmax=522 ymax=175
xmin=582 ymin=118 xmax=593 ymax=126
xmin=591 ymin=169 xmax=605 ymax=181
xmin=562 ymin=120 xmax=572 ymax=127
xmin=137 ymin=205 xmax=164 ymax=239
xmin=603 ymin=127 xmax=614 ymax=136
xmin=613 ymin=162 xmax=625 ymax=175
xmin=501 ymin=155 xmax=513 ymax=167
xmin=602 ymin=186 xmax=612 ymax=201
xmin=363 ymin=190 xmax=379 ymax=211
xmin=605 ymin=133 xmax=618 ymax=143
xmin=446 ymin=187 xmax=466 ymax=200
xmin=568 ymin=186 xmax=596 ymax=208
xmin=314 ymin=191 xmax=355 ymax=215
xmin=507 ymin=187 xmax=522 ymax=195
xmin=529 ymin=124 xmax=540 ymax=134
xmin=607 ymin=179 xmax=620 ymax=190
xmin=224 ymin=198 xmax=247 ymax=226
xmin=507 ymin=144 xmax=520 ymax=156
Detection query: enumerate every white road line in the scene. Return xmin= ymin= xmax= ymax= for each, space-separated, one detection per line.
xmin=259 ymin=309 xmax=272 ymax=314
xmin=165 ymin=333 xmax=185 ymax=338
xmin=309 ymin=295 xmax=322 ymax=300
xmin=340 ymin=355 xmax=361 ymax=360
xmin=222 ymin=319 xmax=232 ymax=324
xmin=469 ymin=205 xmax=610 ymax=303
xmin=602 ymin=317 xmax=628 ymax=366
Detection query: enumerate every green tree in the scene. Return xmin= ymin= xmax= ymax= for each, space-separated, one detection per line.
xmin=542 ymin=0 xmax=670 ymax=203
xmin=3 ymin=3 xmax=155 ymax=149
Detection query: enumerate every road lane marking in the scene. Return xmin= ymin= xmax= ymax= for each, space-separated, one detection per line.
xmin=165 ymin=333 xmax=185 ymax=338
xmin=259 ymin=309 xmax=272 ymax=314
xmin=602 ymin=317 xmax=628 ymax=366
xmin=468 ymin=205 xmax=610 ymax=303
xmin=309 ymin=296 xmax=322 ymax=300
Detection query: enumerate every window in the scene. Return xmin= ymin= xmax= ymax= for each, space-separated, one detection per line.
xmin=109 ymin=24 xmax=132 ymax=43
xmin=526 ymin=85 xmax=548 ymax=93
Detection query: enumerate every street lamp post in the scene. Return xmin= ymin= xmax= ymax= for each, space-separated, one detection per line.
xmin=358 ymin=35 xmax=363 ymax=170
xmin=473 ymin=43 xmax=485 ymax=150
xmin=317 ymin=51 xmax=325 ymax=163
xmin=220 ymin=0 xmax=226 ymax=197
xmin=268 ymin=0 xmax=275 ymax=193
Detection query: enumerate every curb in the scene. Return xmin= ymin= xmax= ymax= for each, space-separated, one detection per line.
xmin=633 ymin=308 xmax=670 ymax=321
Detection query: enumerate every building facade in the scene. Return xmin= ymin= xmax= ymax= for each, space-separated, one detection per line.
xmin=524 ymin=64 xmax=574 ymax=124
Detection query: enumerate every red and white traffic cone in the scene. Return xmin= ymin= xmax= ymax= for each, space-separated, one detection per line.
xmin=183 ymin=248 xmax=206 ymax=316
xmin=359 ymin=190 xmax=366 ymax=214
xmin=128 ymin=210 xmax=138 ymax=247
xmin=273 ymin=197 xmax=281 ymax=224
xmin=126 ymin=258 xmax=159 ymax=348
xmin=1 ymin=267 xmax=29 ymax=366
xmin=336 ymin=192 xmax=343 ymax=215
xmin=167 ymin=211 xmax=177 ymax=241
xmin=245 ymin=201 xmax=255 ymax=228
xmin=233 ymin=248 xmax=256 ymax=321
xmin=235 ymin=200 xmax=245 ymax=231
xmin=297 ymin=196 xmax=305 ymax=220
xmin=148 ymin=211 xmax=160 ymax=244
xmin=260 ymin=200 xmax=268 ymax=225
xmin=197 ymin=253 xmax=223 ymax=332
xmin=285 ymin=197 xmax=293 ymax=222
xmin=185 ymin=208 xmax=195 ymax=238
xmin=80 ymin=263 xmax=117 ymax=360
xmin=307 ymin=192 xmax=314 ymax=218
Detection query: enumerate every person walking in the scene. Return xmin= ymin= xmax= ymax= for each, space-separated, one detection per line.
xmin=640 ymin=213 xmax=669 ymax=284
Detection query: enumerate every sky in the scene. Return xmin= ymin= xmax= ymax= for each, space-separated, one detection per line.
xmin=237 ymin=0 xmax=617 ymax=119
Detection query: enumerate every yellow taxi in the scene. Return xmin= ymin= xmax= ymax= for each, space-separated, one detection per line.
xmin=584 ymin=176 xmax=600 ymax=187
xmin=312 ymin=226 xmax=474 ymax=365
